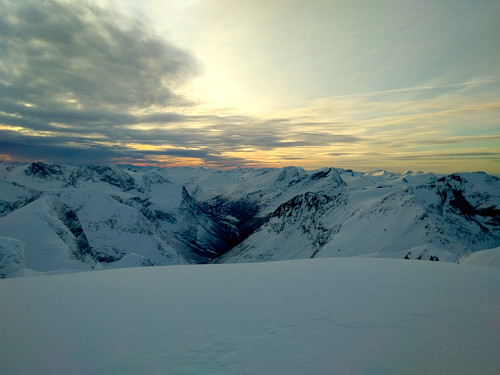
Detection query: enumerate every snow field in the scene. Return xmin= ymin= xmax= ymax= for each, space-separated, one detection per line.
xmin=1 ymin=257 xmax=499 ymax=375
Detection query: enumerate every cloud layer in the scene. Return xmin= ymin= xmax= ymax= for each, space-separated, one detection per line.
xmin=0 ymin=0 xmax=361 ymax=168
xmin=0 ymin=0 xmax=198 ymax=111
xmin=0 ymin=0 xmax=499 ymax=173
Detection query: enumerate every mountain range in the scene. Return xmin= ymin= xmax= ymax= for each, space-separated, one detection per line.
xmin=1 ymin=162 xmax=499 ymax=277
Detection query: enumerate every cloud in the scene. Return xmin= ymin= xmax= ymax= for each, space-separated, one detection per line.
xmin=330 ymin=78 xmax=500 ymax=99
xmin=0 ymin=0 xmax=198 ymax=112
xmin=0 ymin=0 xmax=498 ymax=173
xmin=0 ymin=0 xmax=220 ymax=166
xmin=3 ymin=0 xmax=360 ymax=168
xmin=119 ymin=116 xmax=361 ymax=152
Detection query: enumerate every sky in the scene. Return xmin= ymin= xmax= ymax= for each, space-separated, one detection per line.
xmin=1 ymin=0 xmax=499 ymax=174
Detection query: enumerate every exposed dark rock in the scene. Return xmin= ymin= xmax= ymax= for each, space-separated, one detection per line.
xmin=71 ymin=165 xmax=136 ymax=191
xmin=25 ymin=162 xmax=64 ymax=179
xmin=58 ymin=205 xmax=97 ymax=266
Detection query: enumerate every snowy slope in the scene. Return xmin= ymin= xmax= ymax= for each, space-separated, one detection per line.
xmin=459 ymin=246 xmax=500 ymax=267
xmin=0 ymin=180 xmax=41 ymax=218
xmin=218 ymin=171 xmax=500 ymax=263
xmin=0 ymin=196 xmax=96 ymax=272
xmin=56 ymin=188 xmax=185 ymax=266
xmin=0 ymin=258 xmax=499 ymax=375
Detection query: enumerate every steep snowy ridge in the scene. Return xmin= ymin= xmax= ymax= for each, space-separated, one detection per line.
xmin=0 ymin=162 xmax=499 ymax=275
xmin=217 ymin=170 xmax=500 ymax=263
xmin=173 ymin=186 xmax=235 ymax=262
xmin=411 ymin=173 xmax=500 ymax=254
xmin=0 ymin=195 xmax=95 ymax=272
xmin=70 ymin=164 xmax=137 ymax=191
xmin=0 ymin=180 xmax=41 ymax=217
xmin=56 ymin=189 xmax=185 ymax=266
xmin=216 ymin=192 xmax=339 ymax=262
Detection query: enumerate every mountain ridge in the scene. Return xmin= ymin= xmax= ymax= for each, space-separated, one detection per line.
xmin=1 ymin=162 xmax=499 ymax=276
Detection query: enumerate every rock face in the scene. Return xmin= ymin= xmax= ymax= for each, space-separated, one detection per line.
xmin=0 ymin=162 xmax=499 ymax=275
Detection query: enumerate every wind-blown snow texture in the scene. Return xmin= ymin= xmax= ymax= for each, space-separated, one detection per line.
xmin=0 ymin=258 xmax=499 ymax=374
xmin=1 ymin=162 xmax=499 ymax=274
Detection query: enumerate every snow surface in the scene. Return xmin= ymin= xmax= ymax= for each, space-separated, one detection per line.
xmin=1 ymin=258 xmax=499 ymax=375
xmin=459 ymin=246 xmax=500 ymax=268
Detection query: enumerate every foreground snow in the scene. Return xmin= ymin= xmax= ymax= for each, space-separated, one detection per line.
xmin=1 ymin=258 xmax=499 ymax=375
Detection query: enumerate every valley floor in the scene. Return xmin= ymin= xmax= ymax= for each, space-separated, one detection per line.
xmin=1 ymin=257 xmax=499 ymax=375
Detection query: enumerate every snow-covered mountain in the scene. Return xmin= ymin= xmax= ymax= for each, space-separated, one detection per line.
xmin=0 ymin=162 xmax=499 ymax=275
xmin=218 ymin=170 xmax=500 ymax=263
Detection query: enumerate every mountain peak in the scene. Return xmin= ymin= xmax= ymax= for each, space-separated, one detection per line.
xmin=24 ymin=162 xmax=65 ymax=179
